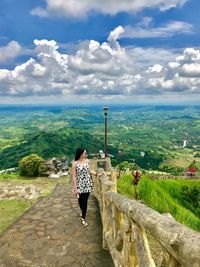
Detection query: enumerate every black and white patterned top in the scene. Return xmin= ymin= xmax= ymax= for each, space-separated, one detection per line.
xmin=75 ymin=160 xmax=93 ymax=193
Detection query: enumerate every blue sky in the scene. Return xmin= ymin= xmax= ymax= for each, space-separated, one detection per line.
xmin=0 ymin=0 xmax=200 ymax=105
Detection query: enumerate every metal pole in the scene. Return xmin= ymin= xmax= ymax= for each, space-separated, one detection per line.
xmin=103 ymin=107 xmax=109 ymax=158
xmin=105 ymin=114 xmax=107 ymax=158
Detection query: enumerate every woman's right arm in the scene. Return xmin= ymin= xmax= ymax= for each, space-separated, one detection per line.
xmin=72 ymin=162 xmax=78 ymax=196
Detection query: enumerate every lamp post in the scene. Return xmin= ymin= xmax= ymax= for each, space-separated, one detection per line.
xmin=103 ymin=107 xmax=109 ymax=158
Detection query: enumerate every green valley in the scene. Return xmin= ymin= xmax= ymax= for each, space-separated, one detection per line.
xmin=0 ymin=105 xmax=200 ymax=171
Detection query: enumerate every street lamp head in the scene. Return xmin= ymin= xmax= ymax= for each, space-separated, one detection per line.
xmin=103 ymin=107 xmax=109 ymax=116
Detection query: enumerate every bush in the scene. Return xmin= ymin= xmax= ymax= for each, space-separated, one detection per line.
xmin=117 ymin=161 xmax=135 ymax=172
xmin=160 ymin=164 xmax=184 ymax=176
xmin=19 ymin=154 xmax=45 ymax=177
xmin=111 ymin=159 xmax=117 ymax=167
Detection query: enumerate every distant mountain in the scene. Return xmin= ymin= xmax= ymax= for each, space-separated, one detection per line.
xmin=0 ymin=128 xmax=109 ymax=169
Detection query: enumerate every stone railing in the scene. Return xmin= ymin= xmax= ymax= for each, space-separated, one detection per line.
xmin=90 ymin=158 xmax=200 ymax=267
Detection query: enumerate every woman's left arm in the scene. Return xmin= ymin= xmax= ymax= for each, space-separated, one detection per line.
xmin=89 ymin=166 xmax=104 ymax=176
xmin=88 ymin=159 xmax=104 ymax=176
xmin=90 ymin=169 xmax=98 ymax=176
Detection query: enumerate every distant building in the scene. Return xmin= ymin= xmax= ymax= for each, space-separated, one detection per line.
xmin=186 ymin=167 xmax=197 ymax=177
xmin=183 ymin=140 xmax=187 ymax=148
xmin=140 ymin=151 xmax=145 ymax=157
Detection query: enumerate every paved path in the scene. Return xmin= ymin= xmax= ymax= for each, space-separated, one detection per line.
xmin=0 ymin=181 xmax=114 ymax=267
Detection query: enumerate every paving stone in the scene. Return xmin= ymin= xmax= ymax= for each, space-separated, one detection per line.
xmin=18 ymin=225 xmax=35 ymax=232
xmin=12 ymin=232 xmax=25 ymax=240
xmin=0 ymin=181 xmax=114 ymax=267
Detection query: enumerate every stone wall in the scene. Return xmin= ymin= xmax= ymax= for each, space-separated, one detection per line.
xmin=90 ymin=159 xmax=200 ymax=267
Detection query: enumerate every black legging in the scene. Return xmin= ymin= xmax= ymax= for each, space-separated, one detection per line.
xmin=78 ymin=192 xmax=90 ymax=219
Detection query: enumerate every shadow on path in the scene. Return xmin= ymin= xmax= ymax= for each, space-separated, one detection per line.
xmin=0 ymin=180 xmax=114 ymax=267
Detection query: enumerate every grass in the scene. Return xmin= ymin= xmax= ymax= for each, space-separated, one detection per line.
xmin=0 ymin=173 xmax=68 ymax=196
xmin=0 ymin=199 xmax=33 ymax=234
xmin=0 ymin=173 xmax=22 ymax=180
xmin=117 ymin=174 xmax=200 ymax=232
xmin=0 ymin=173 xmax=69 ymax=234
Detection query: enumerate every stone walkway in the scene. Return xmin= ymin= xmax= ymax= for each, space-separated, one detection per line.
xmin=0 ymin=181 xmax=114 ymax=267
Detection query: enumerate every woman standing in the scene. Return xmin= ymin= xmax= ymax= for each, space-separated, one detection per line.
xmin=72 ymin=148 xmax=103 ymax=227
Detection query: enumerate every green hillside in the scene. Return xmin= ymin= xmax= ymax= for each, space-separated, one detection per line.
xmin=0 ymin=127 xmax=109 ymax=168
xmin=1 ymin=105 xmax=200 ymax=171
xmin=118 ymin=174 xmax=200 ymax=232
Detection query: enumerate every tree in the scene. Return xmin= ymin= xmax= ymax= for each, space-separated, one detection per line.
xmin=111 ymin=159 xmax=117 ymax=167
xmin=160 ymin=164 xmax=184 ymax=176
xmin=19 ymin=154 xmax=45 ymax=177
xmin=117 ymin=161 xmax=131 ymax=172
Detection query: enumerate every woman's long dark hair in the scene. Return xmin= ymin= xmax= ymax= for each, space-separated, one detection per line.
xmin=75 ymin=148 xmax=85 ymax=161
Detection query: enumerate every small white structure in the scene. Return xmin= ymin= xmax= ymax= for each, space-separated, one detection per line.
xmin=0 ymin=168 xmax=17 ymax=174
xmin=183 ymin=140 xmax=187 ymax=148
xmin=99 ymin=150 xmax=105 ymax=159
xmin=48 ymin=171 xmax=69 ymax=179
xmin=140 ymin=151 xmax=145 ymax=157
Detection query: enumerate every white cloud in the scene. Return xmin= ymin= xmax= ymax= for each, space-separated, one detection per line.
xmin=122 ymin=21 xmax=193 ymax=39
xmin=176 ymin=48 xmax=200 ymax=63
xmin=107 ymin=26 xmax=124 ymax=43
xmin=127 ymin=47 xmax=178 ymax=69
xmin=168 ymin=62 xmax=180 ymax=69
xmin=0 ymin=41 xmax=22 ymax=64
xmin=0 ymin=26 xmax=200 ymax=103
xmin=31 ymin=63 xmax=47 ymax=77
xmin=180 ymin=63 xmax=200 ymax=77
xmin=30 ymin=7 xmax=48 ymax=17
xmin=147 ymin=64 xmax=163 ymax=73
xmin=31 ymin=0 xmax=188 ymax=18
xmin=68 ymin=38 xmax=130 ymax=77
xmin=138 ymin=47 xmax=200 ymax=94
xmin=138 ymin=17 xmax=153 ymax=27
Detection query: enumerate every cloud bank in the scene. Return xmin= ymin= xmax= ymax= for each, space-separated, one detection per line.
xmin=122 ymin=21 xmax=193 ymax=39
xmin=0 ymin=26 xmax=200 ymax=103
xmin=0 ymin=41 xmax=22 ymax=64
xmin=31 ymin=0 xmax=188 ymax=18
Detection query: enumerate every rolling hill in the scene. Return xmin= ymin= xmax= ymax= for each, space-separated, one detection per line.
xmin=0 ymin=127 xmax=109 ymax=169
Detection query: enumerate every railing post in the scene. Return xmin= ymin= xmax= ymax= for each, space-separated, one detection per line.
xmin=102 ymin=179 xmax=116 ymax=249
xmin=122 ymin=216 xmax=138 ymax=267
xmin=110 ymin=169 xmax=117 ymax=183
xmin=131 ymin=224 xmax=156 ymax=267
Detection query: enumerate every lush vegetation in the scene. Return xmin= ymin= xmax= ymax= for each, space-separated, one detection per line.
xmin=117 ymin=174 xmax=200 ymax=232
xmin=0 ymin=105 xmax=200 ymax=234
xmin=180 ymin=185 xmax=200 ymax=217
xmin=19 ymin=154 xmax=46 ymax=177
xmin=0 ymin=128 xmax=105 ymax=169
xmin=1 ymin=105 xmax=200 ymax=171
